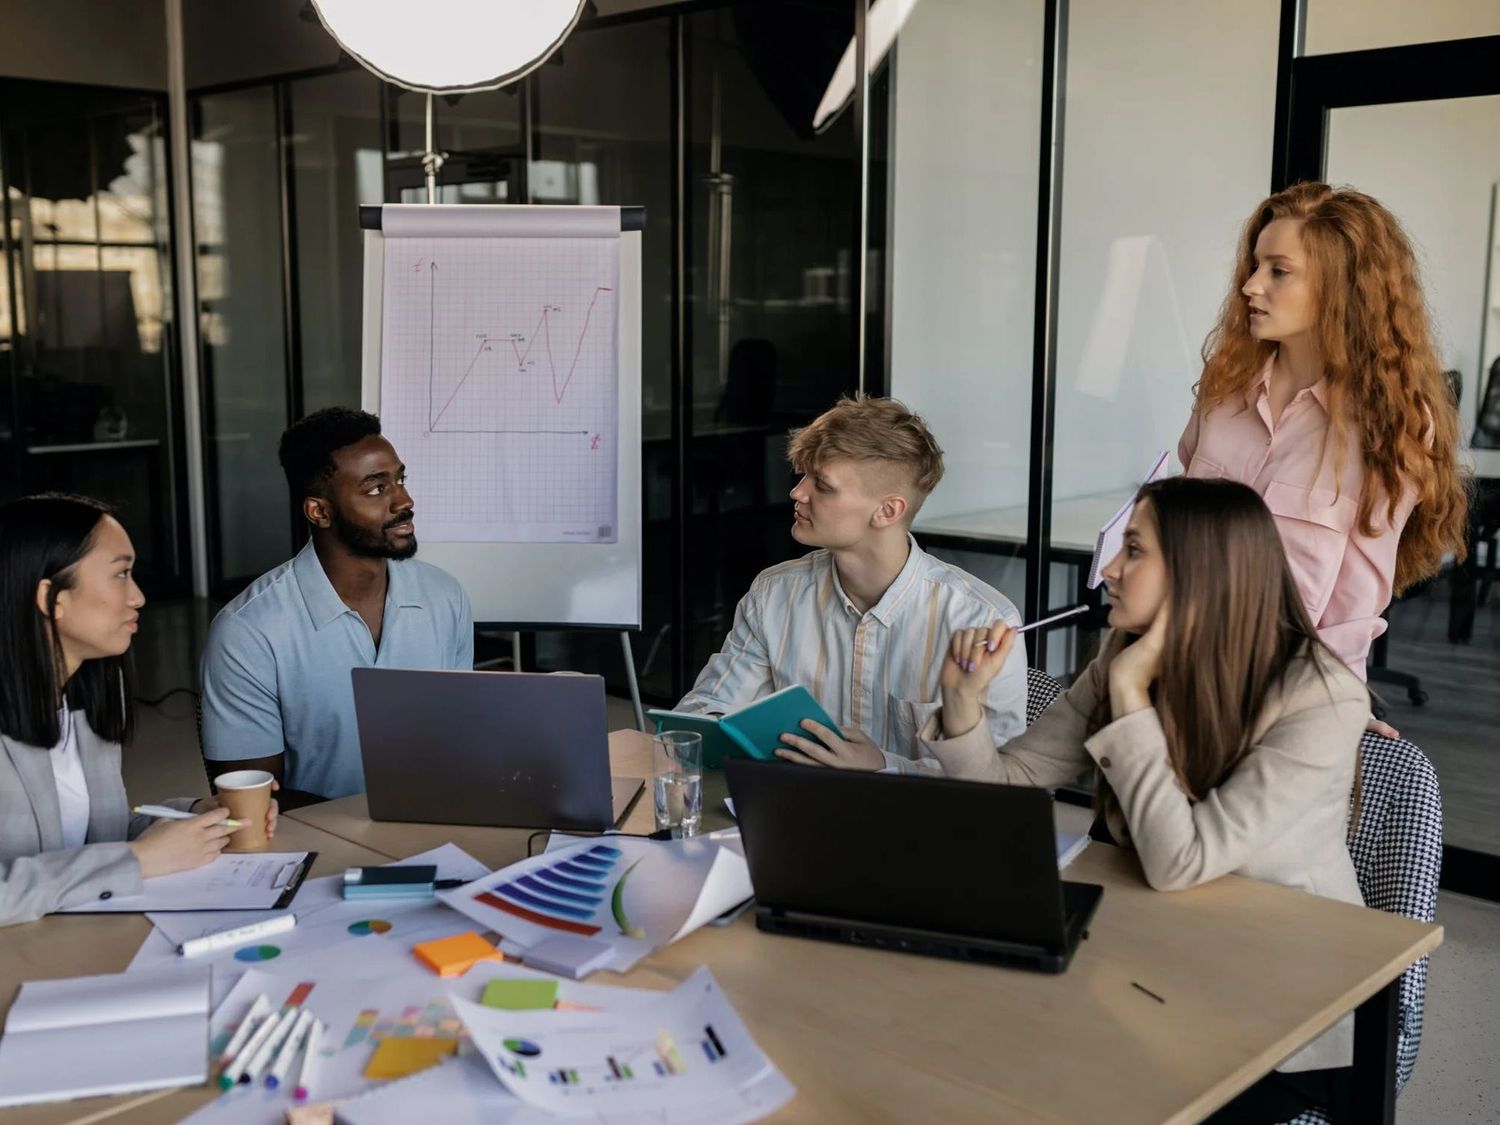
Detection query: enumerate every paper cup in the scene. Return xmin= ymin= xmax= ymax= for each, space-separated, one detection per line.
xmin=214 ymin=769 xmax=275 ymax=851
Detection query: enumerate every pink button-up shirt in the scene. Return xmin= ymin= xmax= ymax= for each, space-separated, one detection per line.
xmin=1178 ymin=359 xmax=1415 ymax=679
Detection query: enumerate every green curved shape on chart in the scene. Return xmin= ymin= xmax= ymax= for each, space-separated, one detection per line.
xmin=611 ymin=859 xmax=647 ymax=939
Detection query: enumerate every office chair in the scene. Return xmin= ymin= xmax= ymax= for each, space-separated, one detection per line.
xmin=1474 ymin=354 xmax=1500 ymax=448
xmin=1281 ymin=730 xmax=1443 ymax=1125
xmin=1025 ymin=666 xmax=1063 ymax=725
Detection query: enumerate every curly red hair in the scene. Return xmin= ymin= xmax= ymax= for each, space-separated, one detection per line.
xmin=1195 ymin=182 xmax=1469 ymax=591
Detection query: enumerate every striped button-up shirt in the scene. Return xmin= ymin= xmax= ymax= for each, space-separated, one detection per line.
xmin=677 ymin=536 xmax=1027 ymax=768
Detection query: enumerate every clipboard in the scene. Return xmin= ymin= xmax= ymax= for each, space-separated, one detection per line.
xmin=59 ymin=851 xmax=319 ymax=914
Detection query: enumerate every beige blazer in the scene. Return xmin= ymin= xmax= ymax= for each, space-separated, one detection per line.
xmin=919 ymin=640 xmax=1369 ymax=1072
xmin=0 ymin=720 xmax=192 ymax=927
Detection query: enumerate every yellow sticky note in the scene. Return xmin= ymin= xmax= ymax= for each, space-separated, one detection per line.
xmin=362 ymin=1036 xmax=459 ymax=1079
xmin=413 ymin=931 xmax=504 ymax=978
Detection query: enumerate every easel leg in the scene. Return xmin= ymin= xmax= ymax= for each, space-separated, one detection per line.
xmin=620 ymin=631 xmax=646 ymax=732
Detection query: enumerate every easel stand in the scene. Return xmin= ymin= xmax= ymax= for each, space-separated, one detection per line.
xmin=475 ymin=627 xmax=647 ymax=733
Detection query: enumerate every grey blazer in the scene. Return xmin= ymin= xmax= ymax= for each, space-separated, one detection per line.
xmin=1 ymin=720 xmax=191 ymax=927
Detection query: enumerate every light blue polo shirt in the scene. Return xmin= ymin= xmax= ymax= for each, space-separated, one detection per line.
xmin=200 ymin=541 xmax=473 ymax=799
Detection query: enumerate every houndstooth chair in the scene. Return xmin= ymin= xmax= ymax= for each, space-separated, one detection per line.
xmin=1025 ymin=667 xmax=1063 ymax=726
xmin=1281 ymin=730 xmax=1443 ymax=1125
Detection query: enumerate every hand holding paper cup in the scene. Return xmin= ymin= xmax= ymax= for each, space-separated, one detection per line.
xmin=214 ymin=770 xmax=277 ymax=851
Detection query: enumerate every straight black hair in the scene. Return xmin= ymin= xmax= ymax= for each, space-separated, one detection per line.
xmin=0 ymin=494 xmax=134 ymax=748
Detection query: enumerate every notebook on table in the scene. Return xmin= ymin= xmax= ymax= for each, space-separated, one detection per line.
xmin=0 ymin=967 xmax=209 ymax=1107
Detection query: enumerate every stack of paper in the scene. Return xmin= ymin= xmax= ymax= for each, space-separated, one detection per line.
xmin=0 ymin=967 xmax=210 ymax=1107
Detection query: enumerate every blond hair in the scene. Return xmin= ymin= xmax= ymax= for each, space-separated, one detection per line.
xmin=787 ymin=395 xmax=945 ymax=520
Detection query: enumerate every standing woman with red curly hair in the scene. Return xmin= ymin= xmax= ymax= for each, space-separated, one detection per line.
xmin=1179 ymin=183 xmax=1469 ymax=708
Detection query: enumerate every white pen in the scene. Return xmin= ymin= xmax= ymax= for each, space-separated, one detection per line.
xmin=293 ymin=1018 xmax=324 ymax=1102
xmin=180 ymin=914 xmax=296 ymax=957
xmin=220 ymin=1004 xmax=285 ymax=1089
xmin=217 ymin=994 xmax=270 ymax=1065
xmin=244 ymin=1007 xmax=299 ymax=1084
xmin=961 ymin=605 xmax=1092 ymax=670
xmin=266 ymin=1008 xmax=314 ymax=1089
xmin=970 ymin=605 xmax=1091 ymax=647
xmin=134 ymin=804 xmax=243 ymax=829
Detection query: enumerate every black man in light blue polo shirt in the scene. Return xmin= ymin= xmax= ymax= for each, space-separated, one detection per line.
xmin=200 ymin=408 xmax=472 ymax=800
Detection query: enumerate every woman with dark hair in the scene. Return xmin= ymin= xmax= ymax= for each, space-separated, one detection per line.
xmin=0 ymin=494 xmax=273 ymax=927
xmin=927 ymin=476 xmax=1366 ymax=1121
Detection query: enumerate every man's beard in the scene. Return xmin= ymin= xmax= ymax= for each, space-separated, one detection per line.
xmin=330 ymin=506 xmax=418 ymax=560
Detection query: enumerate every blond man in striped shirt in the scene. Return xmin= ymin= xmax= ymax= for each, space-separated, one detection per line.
xmin=677 ymin=396 xmax=1026 ymax=773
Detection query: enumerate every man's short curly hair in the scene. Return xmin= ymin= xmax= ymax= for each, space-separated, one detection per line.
xmin=787 ymin=395 xmax=945 ymax=520
xmin=278 ymin=408 xmax=382 ymax=502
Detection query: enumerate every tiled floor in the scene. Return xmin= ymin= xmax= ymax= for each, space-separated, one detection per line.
xmin=120 ymin=599 xmax=1496 ymax=1122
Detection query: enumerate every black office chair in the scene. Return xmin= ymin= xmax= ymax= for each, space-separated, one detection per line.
xmin=1473 ymin=354 xmax=1500 ymax=448
xmin=1024 ymin=666 xmax=1063 ymax=725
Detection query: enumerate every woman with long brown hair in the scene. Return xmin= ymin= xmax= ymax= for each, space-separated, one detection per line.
xmin=900 ymin=476 xmax=1367 ymax=1121
xmin=1179 ymin=182 xmax=1469 ymax=697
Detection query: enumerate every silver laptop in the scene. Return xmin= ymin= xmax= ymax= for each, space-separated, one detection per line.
xmin=351 ymin=668 xmax=643 ymax=832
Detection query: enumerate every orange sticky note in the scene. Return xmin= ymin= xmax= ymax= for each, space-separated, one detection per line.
xmin=362 ymin=1036 xmax=459 ymax=1079
xmin=413 ymin=931 xmax=505 ymax=978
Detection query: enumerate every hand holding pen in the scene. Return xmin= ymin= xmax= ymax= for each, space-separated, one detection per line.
xmin=938 ymin=606 xmax=1089 ymax=737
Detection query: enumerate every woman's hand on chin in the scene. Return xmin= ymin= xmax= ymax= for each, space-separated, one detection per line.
xmin=1108 ymin=606 xmax=1168 ymax=716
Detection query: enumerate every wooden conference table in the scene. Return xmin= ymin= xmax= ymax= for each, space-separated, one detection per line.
xmin=1 ymin=733 xmax=1441 ymax=1124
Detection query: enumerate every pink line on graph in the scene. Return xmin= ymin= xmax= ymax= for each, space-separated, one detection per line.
xmin=428 ymin=287 xmax=614 ymax=430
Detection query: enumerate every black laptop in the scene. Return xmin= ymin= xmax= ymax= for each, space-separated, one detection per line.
xmin=725 ymin=759 xmax=1102 ymax=973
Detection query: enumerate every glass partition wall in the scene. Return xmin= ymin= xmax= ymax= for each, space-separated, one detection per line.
xmin=0 ymin=81 xmax=186 ymax=594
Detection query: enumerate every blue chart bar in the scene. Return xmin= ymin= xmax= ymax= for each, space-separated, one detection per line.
xmin=702 ymin=1024 xmax=727 ymax=1061
xmin=516 ymin=874 xmax=601 ymax=908
xmin=653 ymin=1060 xmax=667 ymax=1076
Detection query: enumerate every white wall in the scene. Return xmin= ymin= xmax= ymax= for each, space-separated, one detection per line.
xmin=1304 ymin=0 xmax=1500 ymax=55
xmin=1326 ymin=96 xmax=1500 ymax=429
xmin=888 ymin=0 xmax=1043 ymax=519
xmin=1051 ymin=0 xmax=1280 ymax=499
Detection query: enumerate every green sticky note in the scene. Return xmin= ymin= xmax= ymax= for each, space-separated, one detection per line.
xmin=481 ymin=978 xmax=559 ymax=1011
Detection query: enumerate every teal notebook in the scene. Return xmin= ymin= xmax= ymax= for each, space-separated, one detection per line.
xmin=647 ymin=685 xmax=843 ymax=768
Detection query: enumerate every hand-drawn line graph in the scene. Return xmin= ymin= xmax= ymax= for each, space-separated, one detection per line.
xmin=378 ymin=232 xmax=620 ymax=544
xmin=425 ymin=266 xmax=615 ymax=435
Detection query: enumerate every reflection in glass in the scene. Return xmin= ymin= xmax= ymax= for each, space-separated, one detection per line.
xmin=192 ymin=87 xmax=292 ymax=586
xmin=290 ymin=70 xmax=384 ymax=414
xmin=0 ymin=86 xmax=181 ymax=590
xmin=885 ymin=0 xmax=1044 ymax=630
xmin=1048 ymin=0 xmax=1278 ymax=672
xmin=681 ymin=5 xmax=858 ymax=688
xmin=529 ymin=18 xmax=675 ymax=697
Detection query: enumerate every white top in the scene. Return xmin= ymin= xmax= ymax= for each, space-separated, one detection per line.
xmin=49 ymin=709 xmax=90 ymax=849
